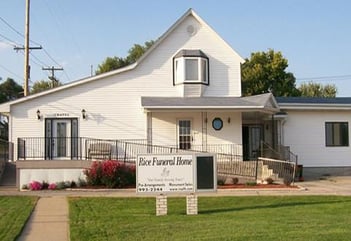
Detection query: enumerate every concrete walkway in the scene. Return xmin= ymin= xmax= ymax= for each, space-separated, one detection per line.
xmin=17 ymin=196 xmax=69 ymax=241
xmin=1 ymin=176 xmax=349 ymax=241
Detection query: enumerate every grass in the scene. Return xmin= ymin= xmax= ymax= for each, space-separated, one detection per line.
xmin=0 ymin=196 xmax=38 ymax=241
xmin=69 ymin=196 xmax=351 ymax=241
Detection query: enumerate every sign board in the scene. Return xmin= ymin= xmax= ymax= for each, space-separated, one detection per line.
xmin=136 ymin=153 xmax=216 ymax=194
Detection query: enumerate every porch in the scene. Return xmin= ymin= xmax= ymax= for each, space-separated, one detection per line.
xmin=15 ymin=137 xmax=297 ymax=184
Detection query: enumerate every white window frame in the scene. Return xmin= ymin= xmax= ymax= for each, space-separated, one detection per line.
xmin=177 ymin=119 xmax=193 ymax=150
xmin=174 ymin=57 xmax=208 ymax=85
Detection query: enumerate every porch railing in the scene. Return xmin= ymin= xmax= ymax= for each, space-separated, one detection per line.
xmin=17 ymin=137 xmax=148 ymax=161
xmin=17 ymin=137 xmax=297 ymax=183
xmin=259 ymin=141 xmax=298 ymax=183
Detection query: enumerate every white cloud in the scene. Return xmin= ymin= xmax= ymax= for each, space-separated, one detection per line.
xmin=0 ymin=42 xmax=13 ymax=51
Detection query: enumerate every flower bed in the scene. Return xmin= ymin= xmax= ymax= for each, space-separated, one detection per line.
xmin=22 ymin=160 xmax=136 ymax=191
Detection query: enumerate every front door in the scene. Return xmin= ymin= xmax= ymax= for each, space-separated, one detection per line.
xmin=178 ymin=120 xmax=192 ymax=150
xmin=45 ymin=118 xmax=78 ymax=159
xmin=52 ymin=120 xmax=71 ymax=158
xmin=243 ymin=125 xmax=262 ymax=160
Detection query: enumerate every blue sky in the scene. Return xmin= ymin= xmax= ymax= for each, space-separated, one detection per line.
xmin=1 ymin=0 xmax=351 ymax=96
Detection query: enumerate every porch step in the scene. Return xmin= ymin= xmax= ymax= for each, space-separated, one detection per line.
xmin=0 ymin=162 xmax=16 ymax=186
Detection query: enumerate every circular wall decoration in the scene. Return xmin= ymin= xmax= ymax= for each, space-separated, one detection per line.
xmin=212 ymin=118 xmax=223 ymax=131
xmin=186 ymin=25 xmax=197 ymax=36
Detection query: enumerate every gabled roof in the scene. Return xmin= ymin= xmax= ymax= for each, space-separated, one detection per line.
xmin=0 ymin=8 xmax=244 ymax=113
xmin=277 ymin=97 xmax=351 ymax=110
xmin=141 ymin=93 xmax=279 ymax=113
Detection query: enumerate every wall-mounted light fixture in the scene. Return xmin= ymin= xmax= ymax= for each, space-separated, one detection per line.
xmin=81 ymin=109 xmax=86 ymax=119
xmin=36 ymin=109 xmax=41 ymax=120
xmin=227 ymin=117 xmax=231 ymax=123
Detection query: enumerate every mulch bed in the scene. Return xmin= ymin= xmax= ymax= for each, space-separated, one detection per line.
xmin=218 ymin=184 xmax=298 ymax=189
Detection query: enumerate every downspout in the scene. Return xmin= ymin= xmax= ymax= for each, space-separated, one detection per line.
xmin=271 ymin=114 xmax=275 ymax=149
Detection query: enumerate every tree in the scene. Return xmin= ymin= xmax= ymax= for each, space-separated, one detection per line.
xmin=242 ymin=49 xmax=300 ymax=97
xmin=299 ymin=81 xmax=337 ymax=97
xmin=0 ymin=77 xmax=23 ymax=140
xmin=0 ymin=78 xmax=23 ymax=103
xmin=30 ymin=79 xmax=62 ymax=94
xmin=95 ymin=57 xmax=127 ymax=75
xmin=96 ymin=40 xmax=155 ymax=75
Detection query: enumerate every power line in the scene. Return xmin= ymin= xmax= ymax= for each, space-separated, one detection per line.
xmin=296 ymin=74 xmax=351 ymax=81
xmin=0 ymin=33 xmax=21 ymax=47
xmin=1 ymin=11 xmax=72 ymax=83
xmin=0 ymin=16 xmax=25 ymax=38
xmin=0 ymin=63 xmax=24 ymax=82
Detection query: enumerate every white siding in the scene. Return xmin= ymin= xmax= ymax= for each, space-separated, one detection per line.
xmin=283 ymin=110 xmax=351 ymax=167
xmin=9 ymin=13 xmax=243 ymax=159
xmin=206 ymin=112 xmax=242 ymax=145
xmin=151 ymin=112 xmax=242 ymax=147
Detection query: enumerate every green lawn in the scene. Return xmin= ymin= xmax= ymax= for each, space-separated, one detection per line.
xmin=69 ymin=196 xmax=351 ymax=241
xmin=0 ymin=196 xmax=38 ymax=241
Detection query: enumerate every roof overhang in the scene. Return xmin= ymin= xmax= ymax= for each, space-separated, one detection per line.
xmin=279 ymin=103 xmax=351 ymax=110
xmin=277 ymin=97 xmax=351 ymax=110
xmin=141 ymin=93 xmax=279 ymax=113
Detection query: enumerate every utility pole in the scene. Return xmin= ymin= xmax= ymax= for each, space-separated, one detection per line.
xmin=42 ymin=66 xmax=63 ymax=87
xmin=13 ymin=0 xmax=41 ymax=96
xmin=23 ymin=0 xmax=30 ymax=96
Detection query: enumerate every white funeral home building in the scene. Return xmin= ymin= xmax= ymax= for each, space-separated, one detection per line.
xmin=0 ymin=9 xmax=350 ymax=188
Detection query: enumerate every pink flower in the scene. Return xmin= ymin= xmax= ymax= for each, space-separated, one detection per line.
xmin=48 ymin=183 xmax=57 ymax=190
xmin=29 ymin=181 xmax=42 ymax=191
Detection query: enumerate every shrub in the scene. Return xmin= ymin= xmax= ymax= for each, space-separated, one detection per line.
xmin=84 ymin=160 xmax=136 ymax=188
xmin=232 ymin=177 xmax=239 ymax=184
xmin=77 ymin=178 xmax=87 ymax=187
xmin=266 ymin=177 xmax=274 ymax=184
xmin=48 ymin=183 xmax=57 ymax=190
xmin=42 ymin=181 xmax=49 ymax=190
xmin=84 ymin=161 xmax=103 ymax=186
xmin=245 ymin=181 xmax=257 ymax=186
xmin=56 ymin=181 xmax=67 ymax=190
xmin=29 ymin=181 xmax=42 ymax=191
xmin=217 ymin=179 xmax=225 ymax=185
xmin=284 ymin=176 xmax=293 ymax=186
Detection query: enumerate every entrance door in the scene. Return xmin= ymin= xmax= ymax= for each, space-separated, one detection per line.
xmin=243 ymin=126 xmax=262 ymax=160
xmin=178 ymin=120 xmax=192 ymax=150
xmin=52 ymin=120 xmax=71 ymax=158
xmin=45 ymin=118 xmax=78 ymax=160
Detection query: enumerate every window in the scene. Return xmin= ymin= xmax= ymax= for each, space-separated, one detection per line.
xmin=325 ymin=122 xmax=349 ymax=147
xmin=173 ymin=49 xmax=209 ymax=85
xmin=212 ymin=118 xmax=223 ymax=131
xmin=178 ymin=120 xmax=192 ymax=150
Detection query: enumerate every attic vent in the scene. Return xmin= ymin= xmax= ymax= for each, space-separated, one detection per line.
xmin=186 ymin=25 xmax=196 ymax=36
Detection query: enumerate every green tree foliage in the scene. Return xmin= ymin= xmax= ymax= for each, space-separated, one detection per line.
xmin=242 ymin=49 xmax=300 ymax=97
xmin=0 ymin=77 xmax=23 ymax=139
xmin=96 ymin=40 xmax=155 ymax=75
xmin=30 ymin=79 xmax=62 ymax=94
xmin=0 ymin=78 xmax=23 ymax=103
xmin=299 ymin=81 xmax=337 ymax=97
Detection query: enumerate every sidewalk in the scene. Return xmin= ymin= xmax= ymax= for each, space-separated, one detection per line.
xmin=17 ymin=196 xmax=69 ymax=241
xmin=2 ymin=176 xmax=350 ymax=241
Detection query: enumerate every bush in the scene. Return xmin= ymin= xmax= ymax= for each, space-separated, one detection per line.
xmin=284 ymin=176 xmax=293 ymax=186
xmin=84 ymin=160 xmax=136 ymax=188
xmin=266 ymin=177 xmax=274 ymax=184
xmin=245 ymin=181 xmax=257 ymax=186
xmin=29 ymin=181 xmax=42 ymax=190
xmin=217 ymin=179 xmax=225 ymax=185
xmin=232 ymin=177 xmax=239 ymax=184
xmin=48 ymin=183 xmax=57 ymax=190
